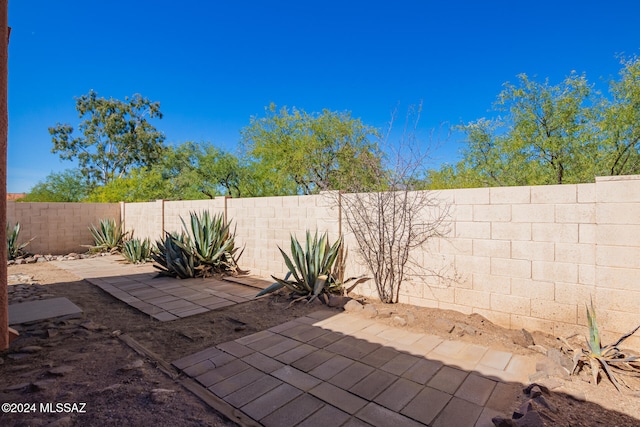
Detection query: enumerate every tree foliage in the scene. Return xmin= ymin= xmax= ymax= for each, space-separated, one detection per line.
xmin=21 ymin=169 xmax=92 ymax=202
xmin=49 ymin=90 xmax=165 ymax=185
xmin=429 ymin=56 xmax=640 ymax=188
xmin=241 ymin=104 xmax=382 ymax=195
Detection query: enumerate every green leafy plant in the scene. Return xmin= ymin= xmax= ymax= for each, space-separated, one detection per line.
xmin=88 ymin=218 xmax=127 ymax=253
xmin=182 ymin=211 xmax=243 ymax=276
xmin=152 ymin=232 xmax=196 ymax=279
xmin=152 ymin=211 xmax=243 ymax=278
xmin=7 ymin=222 xmax=34 ymax=260
xmin=256 ymin=230 xmax=370 ymax=304
xmin=122 ymin=237 xmax=154 ymax=264
xmin=562 ymin=299 xmax=640 ymax=392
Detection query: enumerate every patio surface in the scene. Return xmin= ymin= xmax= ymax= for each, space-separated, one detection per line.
xmin=52 ymin=256 xmax=263 ymax=321
xmin=173 ymin=310 xmax=538 ymax=427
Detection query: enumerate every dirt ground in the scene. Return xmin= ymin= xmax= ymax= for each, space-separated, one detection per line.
xmin=1 ymin=261 xmax=639 ymax=427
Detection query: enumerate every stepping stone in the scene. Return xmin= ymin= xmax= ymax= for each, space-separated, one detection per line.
xmin=9 ymin=297 xmax=82 ymax=325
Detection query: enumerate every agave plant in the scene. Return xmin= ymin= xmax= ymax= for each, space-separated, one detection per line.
xmin=181 ymin=211 xmax=243 ymax=276
xmin=562 ymin=299 xmax=640 ymax=391
xmin=7 ymin=222 xmax=34 ymax=260
xmin=122 ymin=237 xmax=154 ymax=264
xmin=88 ymin=218 xmax=127 ymax=253
xmin=152 ymin=232 xmax=197 ymax=279
xmin=152 ymin=211 xmax=243 ymax=278
xmin=256 ymin=230 xmax=370 ymax=304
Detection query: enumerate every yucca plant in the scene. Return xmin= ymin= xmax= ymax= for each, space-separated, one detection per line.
xmin=256 ymin=230 xmax=370 ymax=304
xmin=7 ymin=222 xmax=33 ymax=260
xmin=152 ymin=232 xmax=197 ymax=279
xmin=122 ymin=237 xmax=154 ymax=264
xmin=88 ymin=218 xmax=127 ymax=253
xmin=182 ymin=211 xmax=243 ymax=276
xmin=562 ymin=299 xmax=640 ymax=392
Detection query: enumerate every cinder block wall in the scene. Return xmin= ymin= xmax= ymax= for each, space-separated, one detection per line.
xmin=13 ymin=176 xmax=639 ymax=348
xmin=7 ymin=201 xmax=120 ymax=254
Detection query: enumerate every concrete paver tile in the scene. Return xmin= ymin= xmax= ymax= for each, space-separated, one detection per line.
xmin=209 ymin=367 xmax=264 ymax=397
xmin=268 ymin=320 xmax=304 ymax=334
xmin=401 ymin=386 xmax=451 ymax=425
xmin=391 ymin=330 xmax=424 ymax=346
xmin=360 ymin=346 xmax=400 ymax=368
xmin=274 ymin=343 xmax=317 ymax=364
xmin=209 ymin=350 xmax=237 ymax=368
xmin=241 ymin=383 xmax=303 ymax=421
xmin=432 ymin=396 xmax=483 ymax=427
xmin=349 ymin=370 xmax=398 ymax=400
xmin=183 ymin=359 xmax=215 ymax=377
xmin=479 ymin=349 xmax=512 ymax=371
xmin=205 ymin=300 xmax=236 ymax=310
xmin=456 ymin=343 xmax=490 ymax=365
xmin=356 ymin=402 xmax=425 ymax=427
xmin=454 ymin=373 xmax=497 ymax=406
xmin=172 ymin=306 xmax=209 ymax=317
xmin=402 ymin=358 xmax=443 ymax=384
xmin=309 ymin=382 xmax=368 ymax=415
xmin=173 ymin=346 xmax=226 ymax=369
xmin=325 ymin=336 xmax=381 ymax=360
xmin=245 ymin=333 xmax=290 ymax=352
xmin=155 ymin=299 xmax=196 ymax=311
xmin=430 ymin=339 xmax=468 ymax=358
xmin=192 ymin=295 xmax=226 ymax=306
xmin=485 ymin=381 xmax=522 ymax=413
xmin=504 ymin=354 xmax=537 ymax=383
xmin=261 ymin=337 xmax=302 ymax=357
xmin=261 ymin=394 xmax=324 ymax=427
xmin=272 ymin=365 xmax=323 ymax=391
xmin=223 ymin=375 xmax=283 ymax=408
xmin=216 ymin=341 xmax=255 ymax=358
xmin=342 ymin=417 xmax=374 ymax=427
xmin=292 ymin=349 xmax=335 ymax=372
xmin=307 ymin=331 xmax=344 ymax=348
xmin=296 ymin=404 xmax=350 ymax=427
xmin=475 ymin=406 xmax=508 ymax=427
xmin=427 ymin=366 xmax=468 ymax=394
xmin=376 ymin=326 xmax=410 ymax=342
xmin=380 ymin=353 xmax=420 ymax=376
xmin=281 ymin=324 xmax=328 ymax=342
xmin=145 ymin=295 xmax=180 ymax=305
xmin=306 ymin=310 xmax=336 ymax=321
xmin=195 ymin=359 xmax=250 ymax=388
xmin=242 ymin=351 xmax=285 ymax=373
xmin=309 ymin=354 xmax=354 ymax=380
xmin=235 ymin=330 xmax=275 ymax=346
xmin=405 ymin=334 xmax=444 ymax=356
xmin=373 ymin=377 xmax=423 ymax=412
xmin=328 ymin=361 xmax=375 ymax=390
xmin=152 ymin=311 xmax=178 ymax=321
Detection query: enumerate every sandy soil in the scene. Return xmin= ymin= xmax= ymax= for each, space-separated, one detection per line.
xmin=1 ymin=261 xmax=639 ymax=426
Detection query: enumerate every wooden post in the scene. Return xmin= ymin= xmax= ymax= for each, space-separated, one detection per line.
xmin=0 ymin=1 xmax=10 ymax=351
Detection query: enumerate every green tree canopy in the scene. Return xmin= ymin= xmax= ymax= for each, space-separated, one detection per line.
xmin=241 ymin=104 xmax=382 ymax=195
xmin=49 ymin=90 xmax=166 ymax=186
xmin=21 ymin=169 xmax=92 ymax=202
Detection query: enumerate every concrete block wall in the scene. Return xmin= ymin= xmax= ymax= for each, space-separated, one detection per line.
xmin=226 ymin=193 xmax=340 ymax=278
xmin=7 ymin=201 xmax=120 ymax=254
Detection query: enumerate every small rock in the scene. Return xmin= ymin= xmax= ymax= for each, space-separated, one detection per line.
xmin=5 ymin=382 xmax=31 ymax=391
xmin=393 ymin=316 xmax=407 ymax=327
xmin=47 ymin=329 xmax=59 ymax=338
xmin=453 ymin=323 xmax=477 ymax=336
xmin=111 ymin=330 xmax=122 ymax=337
xmin=36 ymin=257 xmax=46 ymax=263
xmin=121 ymin=359 xmax=145 ymax=371
xmin=532 ymin=395 xmax=557 ymax=413
xmin=513 ymin=329 xmax=535 ymax=347
xmin=546 ymin=348 xmax=573 ymax=371
xmin=492 ymin=416 xmax=518 ymax=427
xmin=99 ymin=384 xmax=122 ymax=393
xmin=405 ymin=312 xmax=416 ymax=325
xmin=48 ymin=366 xmax=74 ymax=376
xmin=538 ymin=377 xmax=563 ymax=391
xmin=513 ymin=410 xmax=545 ymax=427
xmin=80 ymin=321 xmax=107 ymax=331
xmin=523 ymin=383 xmax=549 ymax=395
xmin=150 ymin=388 xmax=176 ymax=404
xmin=31 ymin=379 xmax=56 ymax=392
xmin=343 ymin=299 xmax=364 ymax=312
xmin=7 ymin=353 xmax=31 ymax=360
xmin=529 ymin=385 xmax=543 ymax=398
xmin=327 ymin=295 xmax=351 ymax=308
xmin=362 ymin=304 xmax=378 ymax=318
xmin=21 ymin=345 xmax=44 ymax=354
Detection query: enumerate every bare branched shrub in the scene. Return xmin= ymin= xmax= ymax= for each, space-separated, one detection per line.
xmin=333 ymin=103 xmax=452 ymax=303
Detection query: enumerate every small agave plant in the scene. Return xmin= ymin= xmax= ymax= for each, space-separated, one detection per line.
xmin=7 ymin=222 xmax=34 ymax=260
xmin=122 ymin=237 xmax=154 ymax=264
xmin=562 ymin=299 xmax=640 ymax=392
xmin=152 ymin=232 xmax=197 ymax=279
xmin=256 ymin=230 xmax=370 ymax=304
xmin=88 ymin=218 xmax=128 ymax=253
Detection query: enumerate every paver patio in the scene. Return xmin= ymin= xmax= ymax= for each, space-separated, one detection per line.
xmin=52 ymin=256 xmax=265 ymax=321
xmin=173 ymin=311 xmax=538 ymax=427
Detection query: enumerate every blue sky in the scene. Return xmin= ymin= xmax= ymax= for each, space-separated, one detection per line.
xmin=8 ymin=0 xmax=640 ymax=192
